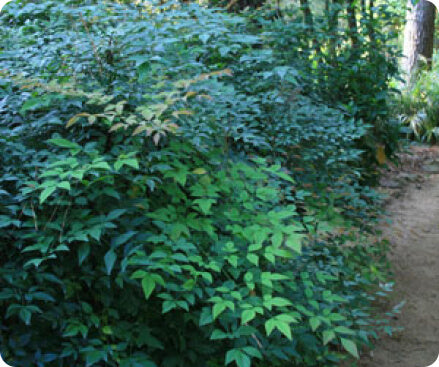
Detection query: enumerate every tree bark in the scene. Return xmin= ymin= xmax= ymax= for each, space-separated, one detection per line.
xmin=402 ymin=0 xmax=436 ymax=82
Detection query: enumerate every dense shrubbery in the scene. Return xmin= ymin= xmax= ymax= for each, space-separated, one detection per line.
xmin=0 ymin=1 xmax=399 ymax=366
xmin=399 ymin=51 xmax=439 ymax=142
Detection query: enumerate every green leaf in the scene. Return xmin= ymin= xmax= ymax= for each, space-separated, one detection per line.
xmin=162 ymin=300 xmax=177 ymax=313
xmin=235 ymin=352 xmax=251 ymax=367
xmin=111 ymin=231 xmax=136 ymax=248
xmin=246 ymin=253 xmax=259 ymax=265
xmin=265 ymin=319 xmax=276 ymax=336
xmin=115 ymin=158 xmax=139 ymax=171
xmin=78 ymin=243 xmax=90 ymax=265
xmin=286 ymin=234 xmax=302 ymax=254
xmin=91 ymin=161 xmax=111 ymax=170
xmin=193 ymin=198 xmax=215 ymax=215
xmin=199 ymin=307 xmax=213 ymax=326
xmin=276 ymin=313 xmax=299 ymax=323
xmin=265 ymin=319 xmax=292 ymax=340
xmin=199 ymin=34 xmax=210 ymax=44
xmin=276 ymin=321 xmax=292 ymax=340
xmin=270 ymin=297 xmax=292 ymax=307
xmin=172 ymin=168 xmax=188 ymax=186
xmin=141 ymin=276 xmax=156 ymax=299
xmin=40 ymin=186 xmax=57 ymax=204
xmin=328 ymin=313 xmax=346 ymax=322
xmin=340 ymin=338 xmax=359 ymax=358
xmin=309 ymin=316 xmax=321 ymax=331
xmin=248 ymin=243 xmax=262 ymax=252
xmin=225 ymin=349 xmax=251 ymax=367
xmin=268 ymin=273 xmax=289 ymax=281
xmin=242 ymin=346 xmax=262 ymax=359
xmin=131 ymin=270 xmax=148 ymax=279
xmin=107 ymin=209 xmax=127 ymax=221
xmin=334 ymin=326 xmax=356 ymax=335
xmin=48 ymin=138 xmax=81 ymax=150
xmin=85 ymin=350 xmax=106 ymax=367
xmin=57 ymin=181 xmax=71 ymax=190
xmin=183 ymin=278 xmax=195 ymax=290
xmin=254 ymin=230 xmax=269 ymax=244
xmin=104 ymin=249 xmax=117 ymax=275
xmin=271 ymin=232 xmax=283 ymax=247
xmin=23 ymin=258 xmax=44 ymax=268
xmin=210 ymin=329 xmax=228 ymax=340
xmin=227 ymin=255 xmax=238 ymax=268
xmin=19 ymin=308 xmax=32 ymax=325
xmin=123 ymin=158 xmax=139 ymax=169
xmin=323 ymin=330 xmax=336 ymax=345
xmin=241 ymin=310 xmax=256 ymax=324
xmin=193 ymin=168 xmax=207 ymax=174
xmin=273 ymin=170 xmax=295 ymax=183
xmin=212 ymin=303 xmax=227 ymax=320
xmin=264 ymin=251 xmax=275 ymax=264
xmin=20 ymin=97 xmax=51 ymax=114
xmin=151 ymin=274 xmax=165 ymax=286
xmin=55 ymin=244 xmax=69 ymax=252
xmin=88 ymin=226 xmax=102 ymax=241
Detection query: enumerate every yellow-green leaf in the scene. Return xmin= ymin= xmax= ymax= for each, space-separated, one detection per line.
xmin=340 ymin=338 xmax=359 ymax=359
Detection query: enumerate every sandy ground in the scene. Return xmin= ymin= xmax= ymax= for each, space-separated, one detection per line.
xmin=360 ymin=147 xmax=439 ymax=367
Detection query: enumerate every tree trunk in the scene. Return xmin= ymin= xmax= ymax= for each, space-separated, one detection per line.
xmin=225 ymin=0 xmax=265 ymax=11
xmin=300 ymin=0 xmax=314 ymax=30
xmin=360 ymin=0 xmax=366 ymax=15
xmin=347 ymin=0 xmax=359 ymax=47
xmin=227 ymin=0 xmax=265 ymax=12
xmin=328 ymin=0 xmax=342 ymax=59
xmin=402 ymin=0 xmax=436 ymax=82
xmin=368 ymin=0 xmax=375 ymax=42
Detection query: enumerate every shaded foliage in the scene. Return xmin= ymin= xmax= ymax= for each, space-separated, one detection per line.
xmin=0 ymin=1 xmax=400 ymax=366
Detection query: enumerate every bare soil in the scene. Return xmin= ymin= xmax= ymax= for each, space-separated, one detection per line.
xmin=360 ymin=146 xmax=439 ymax=367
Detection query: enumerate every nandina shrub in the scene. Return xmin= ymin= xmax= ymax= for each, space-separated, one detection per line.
xmin=0 ymin=1 xmax=398 ymax=366
xmin=0 ymin=132 xmax=391 ymax=367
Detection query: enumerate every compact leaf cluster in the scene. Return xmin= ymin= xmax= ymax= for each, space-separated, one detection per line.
xmin=0 ymin=1 xmax=399 ymax=366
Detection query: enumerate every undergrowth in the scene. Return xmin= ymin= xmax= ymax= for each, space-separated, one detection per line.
xmin=398 ymin=52 xmax=439 ymax=142
xmin=0 ymin=1 xmax=401 ymax=366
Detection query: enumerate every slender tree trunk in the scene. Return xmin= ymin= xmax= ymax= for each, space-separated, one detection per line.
xmin=328 ymin=0 xmax=342 ymax=59
xmin=300 ymin=0 xmax=321 ymax=52
xmin=368 ymin=0 xmax=375 ymax=42
xmin=402 ymin=0 xmax=436 ymax=82
xmin=359 ymin=0 xmax=367 ymax=44
xmin=225 ymin=0 xmax=265 ymax=11
xmin=347 ymin=0 xmax=359 ymax=47
xmin=300 ymin=0 xmax=314 ymax=30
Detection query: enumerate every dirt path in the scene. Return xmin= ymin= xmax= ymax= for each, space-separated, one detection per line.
xmin=361 ymin=158 xmax=439 ymax=367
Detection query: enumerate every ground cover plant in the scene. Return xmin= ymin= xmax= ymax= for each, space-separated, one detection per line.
xmin=398 ymin=51 xmax=439 ymax=142
xmin=0 ymin=0 xmax=401 ymax=366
